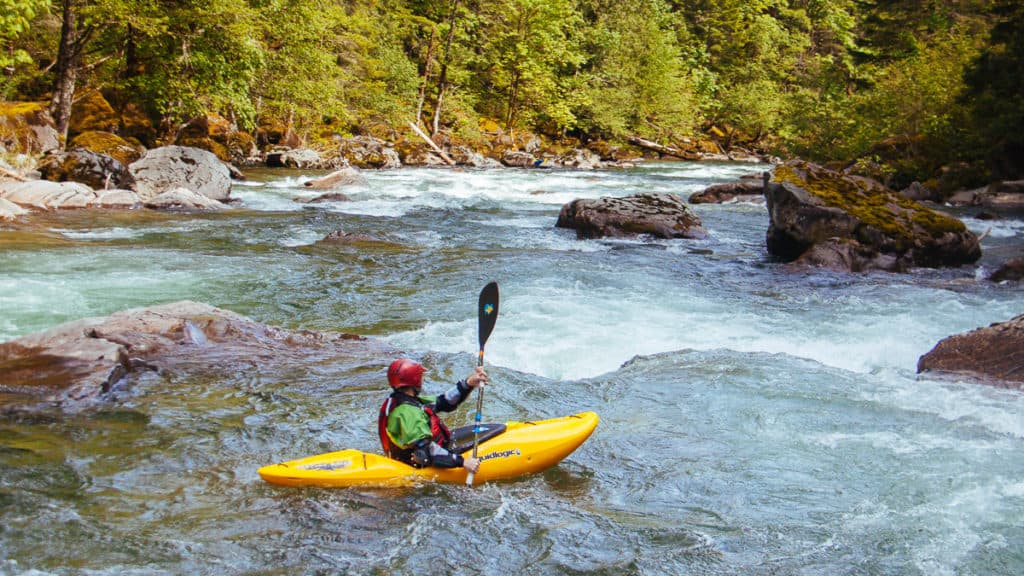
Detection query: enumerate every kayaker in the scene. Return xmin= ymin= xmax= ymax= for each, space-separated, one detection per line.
xmin=378 ymin=358 xmax=488 ymax=473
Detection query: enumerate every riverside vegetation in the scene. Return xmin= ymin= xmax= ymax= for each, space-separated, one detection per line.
xmin=0 ymin=0 xmax=1022 ymax=193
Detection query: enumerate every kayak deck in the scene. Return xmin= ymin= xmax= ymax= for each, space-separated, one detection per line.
xmin=258 ymin=411 xmax=598 ymax=487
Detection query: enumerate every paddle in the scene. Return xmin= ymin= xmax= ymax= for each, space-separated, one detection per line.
xmin=466 ymin=281 xmax=499 ymax=486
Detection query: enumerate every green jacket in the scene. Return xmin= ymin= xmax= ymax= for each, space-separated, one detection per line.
xmin=385 ymin=394 xmax=438 ymax=448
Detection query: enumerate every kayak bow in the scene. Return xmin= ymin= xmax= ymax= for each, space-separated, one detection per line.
xmin=258 ymin=411 xmax=599 ymax=487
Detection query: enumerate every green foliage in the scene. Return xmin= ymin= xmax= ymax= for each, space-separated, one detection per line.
xmin=0 ymin=0 xmax=1009 ymax=185
xmin=472 ymin=0 xmax=586 ymax=132
xmin=0 ymin=0 xmax=51 ymax=97
xmin=575 ymin=0 xmax=698 ymax=140
xmin=960 ymin=0 xmax=1024 ymax=179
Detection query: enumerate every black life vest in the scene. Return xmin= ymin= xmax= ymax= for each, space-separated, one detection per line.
xmin=378 ymin=392 xmax=453 ymax=463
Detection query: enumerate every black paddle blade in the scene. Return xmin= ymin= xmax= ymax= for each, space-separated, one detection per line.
xmin=478 ymin=281 xmax=499 ymax=352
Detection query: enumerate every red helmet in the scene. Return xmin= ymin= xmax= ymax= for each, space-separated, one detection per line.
xmin=387 ymin=359 xmax=425 ymax=389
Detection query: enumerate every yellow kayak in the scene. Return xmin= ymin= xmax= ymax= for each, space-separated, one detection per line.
xmin=258 ymin=411 xmax=599 ymax=487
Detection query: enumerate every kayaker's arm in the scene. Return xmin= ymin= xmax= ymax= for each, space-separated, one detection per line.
xmin=411 ymin=438 xmax=464 ymax=468
xmin=435 ymin=367 xmax=488 ymax=413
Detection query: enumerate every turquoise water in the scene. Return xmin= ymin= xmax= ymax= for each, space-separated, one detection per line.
xmin=1 ymin=163 xmax=1022 ymax=575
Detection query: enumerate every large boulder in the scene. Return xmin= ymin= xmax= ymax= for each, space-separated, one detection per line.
xmin=766 ymin=160 xmax=981 ymax=272
xmin=37 ymin=147 xmax=135 ymax=190
xmin=917 ymin=315 xmax=1024 ymax=387
xmin=0 ymin=301 xmax=382 ymax=411
xmin=556 ymin=193 xmax=708 ymax=240
xmin=128 ymin=145 xmax=232 ymax=202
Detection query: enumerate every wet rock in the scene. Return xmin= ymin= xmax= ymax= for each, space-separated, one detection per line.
xmin=129 ymin=145 xmax=232 ymax=202
xmin=303 ymin=167 xmax=367 ymax=190
xmin=296 ymin=192 xmax=351 ymax=204
xmin=318 ymin=229 xmax=392 ymax=245
xmin=990 ymin=257 xmax=1024 ymax=282
xmin=984 ymin=180 xmax=1024 ymax=209
xmin=0 ymin=301 xmax=383 ymax=411
xmin=917 ymin=314 xmax=1024 ymax=387
xmin=766 ymin=160 xmax=980 ymax=272
xmin=689 ymin=174 xmax=766 ymax=204
xmin=0 ymin=179 xmax=141 ymax=210
xmin=143 ymin=187 xmax=227 ymax=210
xmin=556 ymin=193 xmax=707 ymax=240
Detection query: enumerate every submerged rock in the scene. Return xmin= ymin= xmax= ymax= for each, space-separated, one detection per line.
xmin=556 ymin=193 xmax=707 ymax=240
xmin=0 ymin=301 xmax=385 ymax=412
xmin=765 ymin=160 xmax=980 ymax=272
xmin=917 ymin=315 xmax=1024 ymax=388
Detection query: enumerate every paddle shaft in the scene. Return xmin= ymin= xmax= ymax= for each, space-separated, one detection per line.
xmin=466 ymin=282 xmax=499 ymax=486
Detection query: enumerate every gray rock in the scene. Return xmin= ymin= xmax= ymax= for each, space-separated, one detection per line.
xmin=0 ymin=196 xmax=28 ymax=220
xmin=144 ymin=187 xmax=228 ymax=210
xmin=556 ymin=193 xmax=707 ymax=240
xmin=129 ymin=145 xmax=232 ymax=202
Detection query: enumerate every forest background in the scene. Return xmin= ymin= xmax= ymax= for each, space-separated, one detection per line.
xmin=1 ymin=0 xmax=1021 ymax=193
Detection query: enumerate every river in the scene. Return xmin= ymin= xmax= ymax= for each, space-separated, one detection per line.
xmin=1 ymin=162 xmax=1022 ymax=575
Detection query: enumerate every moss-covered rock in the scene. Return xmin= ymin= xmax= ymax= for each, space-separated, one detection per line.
xmin=69 ymin=90 xmax=119 ymax=136
xmin=69 ymin=130 xmax=144 ymax=166
xmin=767 ymin=159 xmax=980 ymax=272
xmin=0 ymin=101 xmax=61 ymax=156
xmin=37 ymin=147 xmax=134 ymax=190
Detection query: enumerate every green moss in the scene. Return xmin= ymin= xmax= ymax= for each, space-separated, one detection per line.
xmin=70 ymin=131 xmax=141 ymax=165
xmin=0 ymin=101 xmax=46 ymax=118
xmin=773 ymin=163 xmax=966 ymax=244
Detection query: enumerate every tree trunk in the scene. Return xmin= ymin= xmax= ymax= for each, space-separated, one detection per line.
xmin=415 ymin=27 xmax=438 ymax=126
xmin=432 ymin=0 xmax=460 ymax=136
xmin=49 ymin=0 xmax=90 ymax=147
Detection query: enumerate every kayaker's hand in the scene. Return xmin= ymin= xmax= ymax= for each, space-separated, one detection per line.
xmin=462 ymin=456 xmax=480 ymax=474
xmin=466 ymin=366 xmax=488 ymax=388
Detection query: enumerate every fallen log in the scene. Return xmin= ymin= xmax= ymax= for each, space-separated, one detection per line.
xmin=627 ymin=136 xmax=701 ymax=160
xmin=408 ymin=121 xmax=455 ymax=166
